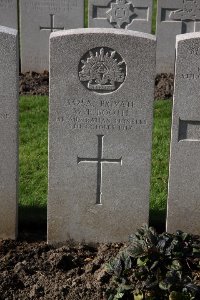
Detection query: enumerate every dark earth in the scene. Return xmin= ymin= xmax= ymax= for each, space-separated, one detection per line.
xmin=19 ymin=71 xmax=174 ymax=100
xmin=0 ymin=238 xmax=126 ymax=300
xmin=1 ymin=228 xmax=200 ymax=300
xmin=0 ymin=74 xmax=176 ymax=299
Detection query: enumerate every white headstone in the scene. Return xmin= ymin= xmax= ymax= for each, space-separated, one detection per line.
xmin=167 ymin=32 xmax=200 ymax=234
xmin=48 ymin=28 xmax=156 ymax=244
xmin=89 ymin=0 xmax=153 ymax=33
xmin=0 ymin=0 xmax=18 ymax=29
xmin=20 ymin=0 xmax=84 ymax=72
xmin=0 ymin=26 xmax=18 ymax=240
xmin=156 ymin=0 xmax=200 ymax=74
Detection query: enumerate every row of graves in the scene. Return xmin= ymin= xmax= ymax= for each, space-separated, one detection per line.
xmin=1 ymin=24 xmax=200 ymax=243
xmin=1 ymin=0 xmax=200 ymax=73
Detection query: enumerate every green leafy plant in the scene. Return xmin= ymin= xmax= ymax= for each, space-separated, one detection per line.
xmin=106 ymin=226 xmax=200 ymax=300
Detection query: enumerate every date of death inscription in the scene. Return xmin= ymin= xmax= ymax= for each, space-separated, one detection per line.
xmin=55 ymin=99 xmax=148 ymax=131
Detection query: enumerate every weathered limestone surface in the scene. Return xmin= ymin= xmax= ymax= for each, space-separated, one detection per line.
xmin=89 ymin=0 xmax=153 ymax=33
xmin=0 ymin=26 xmax=18 ymax=240
xmin=20 ymin=0 xmax=84 ymax=72
xmin=48 ymin=28 xmax=156 ymax=244
xmin=156 ymin=0 xmax=200 ymax=73
xmin=0 ymin=0 xmax=18 ymax=29
xmin=167 ymin=32 xmax=200 ymax=234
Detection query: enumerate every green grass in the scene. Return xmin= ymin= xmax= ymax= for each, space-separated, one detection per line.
xmin=150 ymin=100 xmax=172 ymax=224
xmin=152 ymin=0 xmax=157 ymax=34
xmin=19 ymin=96 xmax=48 ymax=208
xmin=19 ymin=96 xmax=172 ymax=226
xmin=84 ymin=0 xmax=88 ymax=28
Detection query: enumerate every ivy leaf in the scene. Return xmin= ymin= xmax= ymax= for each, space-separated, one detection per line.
xmin=192 ymin=247 xmax=200 ymax=257
xmin=120 ymin=251 xmax=132 ymax=270
xmin=114 ymin=292 xmax=124 ymax=300
xmin=128 ymin=243 xmax=146 ymax=258
xmin=137 ymin=257 xmax=148 ymax=267
xmin=134 ymin=291 xmax=144 ymax=300
xmin=159 ymin=279 xmax=172 ymax=291
xmin=176 ymin=231 xmax=190 ymax=241
xmin=168 ymin=260 xmax=182 ymax=271
xmin=106 ymin=226 xmax=200 ymax=300
xmin=157 ymin=234 xmax=172 ymax=254
xmin=106 ymin=258 xmax=123 ymax=276
xmin=185 ymin=283 xmax=200 ymax=294
xmin=144 ymin=276 xmax=158 ymax=290
xmin=150 ymin=260 xmax=159 ymax=270
xmin=169 ymin=291 xmax=183 ymax=300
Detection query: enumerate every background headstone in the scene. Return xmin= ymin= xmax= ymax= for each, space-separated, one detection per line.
xmin=89 ymin=0 xmax=153 ymax=33
xmin=0 ymin=0 xmax=18 ymax=29
xmin=20 ymin=0 xmax=84 ymax=72
xmin=0 ymin=26 xmax=18 ymax=240
xmin=167 ymin=32 xmax=200 ymax=234
xmin=156 ymin=0 xmax=200 ymax=74
xmin=48 ymin=28 xmax=156 ymax=244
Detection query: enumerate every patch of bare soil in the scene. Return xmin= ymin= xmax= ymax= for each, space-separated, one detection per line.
xmin=19 ymin=72 xmax=49 ymax=96
xmin=0 ymin=238 xmax=125 ymax=300
xmin=155 ymin=73 xmax=174 ymax=100
xmin=19 ymin=72 xmax=174 ymax=100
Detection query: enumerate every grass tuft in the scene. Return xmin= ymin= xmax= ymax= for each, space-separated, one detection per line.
xmin=19 ymin=96 xmax=48 ymax=209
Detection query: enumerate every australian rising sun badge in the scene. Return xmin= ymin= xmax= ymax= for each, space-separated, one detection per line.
xmin=79 ymin=47 xmax=126 ymax=93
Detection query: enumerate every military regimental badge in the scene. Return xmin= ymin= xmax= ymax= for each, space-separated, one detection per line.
xmin=79 ymin=47 xmax=126 ymax=93
xmin=106 ymin=0 xmax=133 ymax=29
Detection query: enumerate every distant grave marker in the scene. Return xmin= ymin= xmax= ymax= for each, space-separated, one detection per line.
xmin=157 ymin=0 xmax=200 ymax=73
xmin=89 ymin=0 xmax=153 ymax=33
xmin=40 ymin=14 xmax=64 ymax=33
xmin=0 ymin=26 xmax=18 ymax=240
xmin=48 ymin=28 xmax=156 ymax=244
xmin=0 ymin=0 xmax=18 ymax=29
xmin=20 ymin=0 xmax=84 ymax=72
xmin=167 ymin=32 xmax=200 ymax=234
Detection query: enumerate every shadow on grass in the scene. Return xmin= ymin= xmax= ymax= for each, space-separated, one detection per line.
xmin=18 ymin=205 xmax=166 ymax=242
xmin=149 ymin=209 xmax=166 ymax=233
xmin=18 ymin=206 xmax=47 ymax=241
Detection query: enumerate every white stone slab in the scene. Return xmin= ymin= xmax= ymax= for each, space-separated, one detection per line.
xmin=167 ymin=32 xmax=200 ymax=234
xmin=89 ymin=0 xmax=153 ymax=33
xmin=20 ymin=0 xmax=84 ymax=72
xmin=156 ymin=0 xmax=200 ymax=74
xmin=0 ymin=0 xmax=18 ymax=29
xmin=48 ymin=28 xmax=156 ymax=244
xmin=0 ymin=26 xmax=18 ymax=240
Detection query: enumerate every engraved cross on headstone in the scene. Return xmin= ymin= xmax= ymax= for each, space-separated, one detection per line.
xmin=77 ymin=135 xmax=122 ymax=205
xmin=161 ymin=0 xmax=200 ymax=34
xmin=92 ymin=0 xmax=148 ymax=29
xmin=40 ymin=14 xmax=64 ymax=33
